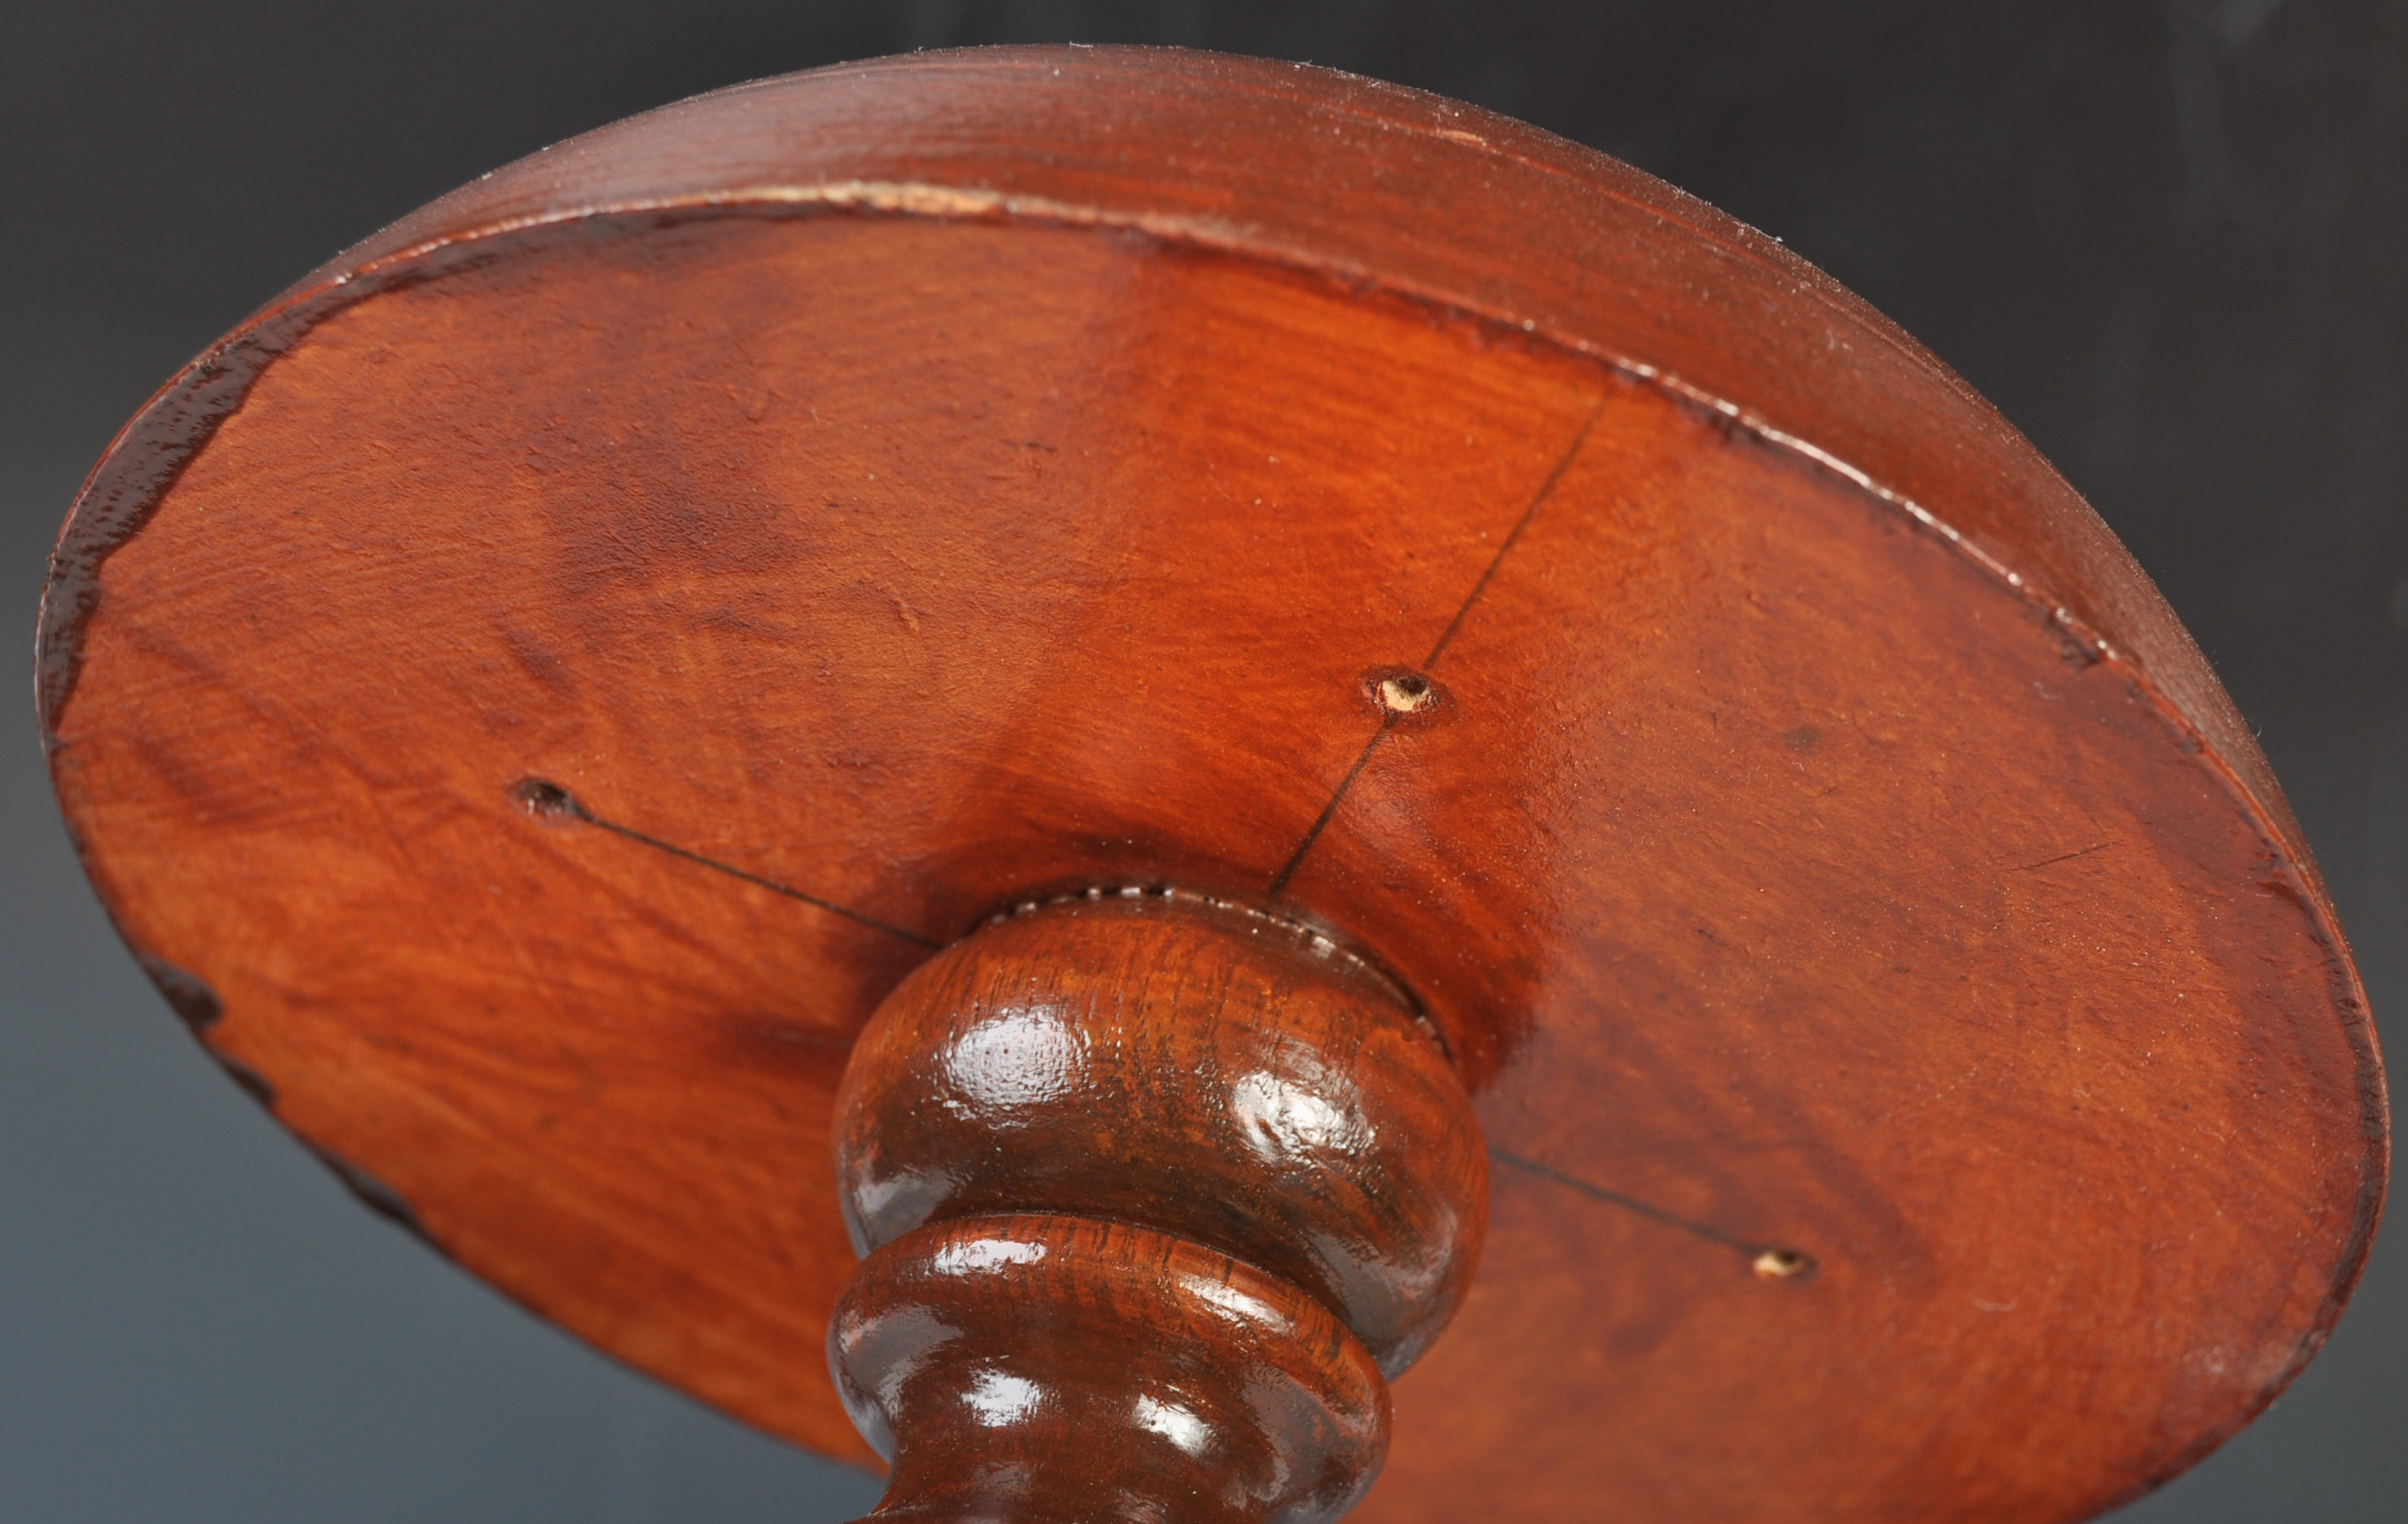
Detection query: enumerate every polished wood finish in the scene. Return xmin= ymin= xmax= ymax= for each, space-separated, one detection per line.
xmin=837 ymin=892 xmax=1486 ymax=1376
xmin=36 ymin=46 xmax=2385 ymax=1524
xmin=833 ymin=1215 xmax=1387 ymax=1524
xmin=827 ymin=893 xmax=1478 ymax=1524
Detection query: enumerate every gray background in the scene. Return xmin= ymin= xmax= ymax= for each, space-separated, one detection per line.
xmin=3 ymin=1 xmax=2400 ymax=1518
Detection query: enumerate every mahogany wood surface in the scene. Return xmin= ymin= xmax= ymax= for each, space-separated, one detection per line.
xmin=830 ymin=896 xmax=1476 ymax=1524
xmin=36 ymin=46 xmax=2387 ymax=1524
xmin=837 ymin=892 xmax=1486 ymax=1376
xmin=832 ymin=1215 xmax=1388 ymax=1524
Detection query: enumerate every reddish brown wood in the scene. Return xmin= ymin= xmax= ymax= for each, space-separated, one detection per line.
xmin=832 ymin=1215 xmax=1387 ymax=1524
xmin=836 ymin=891 xmax=1486 ymax=1376
xmin=838 ymin=890 xmax=1483 ymax=1511
xmin=34 ymin=45 xmax=2385 ymax=1524
xmin=828 ymin=895 xmax=1480 ymax=1521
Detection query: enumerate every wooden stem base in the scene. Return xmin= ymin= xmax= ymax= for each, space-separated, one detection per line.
xmin=828 ymin=891 xmax=1488 ymax=1524
xmin=831 ymin=1214 xmax=1388 ymax=1524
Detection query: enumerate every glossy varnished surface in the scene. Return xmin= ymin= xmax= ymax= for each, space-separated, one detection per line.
xmin=829 ymin=899 xmax=1463 ymax=1524
xmin=837 ymin=893 xmax=1486 ymax=1375
xmin=38 ymin=47 xmax=2385 ymax=1524
xmin=832 ymin=1215 xmax=1387 ymax=1524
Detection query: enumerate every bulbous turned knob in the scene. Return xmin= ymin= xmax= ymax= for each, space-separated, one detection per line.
xmin=834 ymin=1215 xmax=1387 ymax=1524
xmin=828 ymin=890 xmax=1489 ymax=1524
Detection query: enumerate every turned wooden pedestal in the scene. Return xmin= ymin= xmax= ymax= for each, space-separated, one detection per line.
xmin=830 ymin=893 xmax=1481 ymax=1524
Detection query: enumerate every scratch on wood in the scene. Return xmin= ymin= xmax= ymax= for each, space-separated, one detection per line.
xmin=2011 ymin=841 xmax=2118 ymax=873
xmin=510 ymin=777 xmax=939 ymax=948
xmin=1490 ymin=1146 xmax=1816 ymax=1282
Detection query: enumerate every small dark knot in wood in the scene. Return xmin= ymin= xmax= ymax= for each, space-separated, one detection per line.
xmin=829 ymin=893 xmax=1488 ymax=1524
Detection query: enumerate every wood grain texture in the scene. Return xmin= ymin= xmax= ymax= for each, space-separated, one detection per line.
xmin=36 ymin=46 xmax=2385 ymax=1524
xmin=836 ymin=892 xmax=1486 ymax=1375
xmin=830 ymin=897 xmax=1475 ymax=1522
xmin=831 ymin=1215 xmax=1388 ymax=1524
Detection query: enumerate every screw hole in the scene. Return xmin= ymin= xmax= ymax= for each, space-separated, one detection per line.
xmin=1376 ymin=672 xmax=1436 ymax=714
xmin=512 ymin=778 xmax=581 ymax=822
xmin=1751 ymin=1248 xmax=1815 ymax=1282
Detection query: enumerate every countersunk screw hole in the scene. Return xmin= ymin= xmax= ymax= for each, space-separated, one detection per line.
xmin=1752 ymin=1248 xmax=1815 ymax=1282
xmin=1377 ymin=672 xmax=1435 ymax=714
xmin=512 ymin=778 xmax=580 ymax=822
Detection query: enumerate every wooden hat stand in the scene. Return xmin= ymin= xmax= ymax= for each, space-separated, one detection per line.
xmin=38 ymin=46 xmax=2386 ymax=1524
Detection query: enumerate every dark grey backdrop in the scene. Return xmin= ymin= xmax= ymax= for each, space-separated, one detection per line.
xmin=3 ymin=2 xmax=2400 ymax=1519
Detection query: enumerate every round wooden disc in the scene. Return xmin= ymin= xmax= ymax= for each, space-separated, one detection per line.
xmin=39 ymin=46 xmax=2384 ymax=1524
